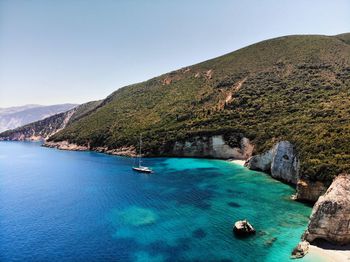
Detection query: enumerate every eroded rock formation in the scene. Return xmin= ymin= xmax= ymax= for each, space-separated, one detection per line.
xmin=44 ymin=141 xmax=137 ymax=157
xmin=245 ymin=141 xmax=299 ymax=184
xmin=296 ymin=179 xmax=328 ymax=203
xmin=291 ymin=241 xmax=309 ymax=258
xmin=303 ymin=174 xmax=350 ymax=245
xmin=171 ymin=135 xmax=254 ymax=160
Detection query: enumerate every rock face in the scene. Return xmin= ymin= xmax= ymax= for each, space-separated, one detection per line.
xmin=296 ymin=179 xmax=329 ymax=202
xmin=45 ymin=134 xmax=251 ymax=160
xmin=245 ymin=141 xmax=299 ymax=184
xmin=233 ymin=220 xmax=256 ymax=236
xmin=303 ymin=174 xmax=350 ymax=245
xmin=171 ymin=135 xmax=254 ymax=160
xmin=44 ymin=141 xmax=89 ymax=151
xmin=244 ymin=148 xmax=274 ymax=172
xmin=44 ymin=141 xmax=137 ymax=157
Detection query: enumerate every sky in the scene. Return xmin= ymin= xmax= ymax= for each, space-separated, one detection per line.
xmin=0 ymin=0 xmax=349 ymax=108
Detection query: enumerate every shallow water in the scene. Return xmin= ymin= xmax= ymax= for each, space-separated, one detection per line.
xmin=0 ymin=142 xmax=319 ymax=261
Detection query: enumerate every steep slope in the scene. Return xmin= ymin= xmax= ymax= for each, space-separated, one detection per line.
xmin=0 ymin=104 xmax=77 ymax=132
xmin=2 ymin=33 xmax=350 ymax=185
xmin=0 ymin=101 xmax=102 ymax=141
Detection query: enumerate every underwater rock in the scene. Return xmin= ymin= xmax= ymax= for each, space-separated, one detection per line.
xmin=192 ymin=229 xmax=207 ymax=239
xmin=227 ymin=202 xmax=241 ymax=208
xmin=264 ymin=237 xmax=277 ymax=247
xmin=119 ymin=206 xmax=158 ymax=226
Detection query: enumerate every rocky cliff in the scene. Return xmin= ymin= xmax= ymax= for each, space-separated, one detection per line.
xmin=245 ymin=141 xmax=299 ymax=185
xmin=44 ymin=140 xmax=137 ymax=157
xmin=170 ymin=135 xmax=254 ymax=159
xmin=296 ymin=179 xmax=328 ymax=203
xmin=43 ymin=134 xmax=253 ymax=159
xmin=303 ymin=174 xmax=350 ymax=245
xmin=244 ymin=141 xmax=330 ymax=202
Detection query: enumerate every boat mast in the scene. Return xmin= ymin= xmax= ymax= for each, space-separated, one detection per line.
xmin=139 ymin=134 xmax=142 ymax=167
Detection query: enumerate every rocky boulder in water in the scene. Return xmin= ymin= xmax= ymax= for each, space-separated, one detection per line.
xmin=303 ymin=174 xmax=350 ymax=245
xmin=233 ymin=219 xmax=256 ymax=236
xmin=291 ymin=240 xmax=309 ymax=258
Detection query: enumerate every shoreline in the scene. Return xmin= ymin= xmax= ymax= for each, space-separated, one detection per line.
xmin=307 ymin=244 xmax=350 ymax=262
xmin=228 ymin=159 xmax=246 ymax=166
xmin=4 ymin=140 xmax=350 ymax=260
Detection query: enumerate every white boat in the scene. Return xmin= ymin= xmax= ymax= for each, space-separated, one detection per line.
xmin=132 ymin=134 xmax=153 ymax=174
xmin=132 ymin=166 xmax=153 ymax=173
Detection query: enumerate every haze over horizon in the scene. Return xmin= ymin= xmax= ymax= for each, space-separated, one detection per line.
xmin=0 ymin=0 xmax=349 ymax=108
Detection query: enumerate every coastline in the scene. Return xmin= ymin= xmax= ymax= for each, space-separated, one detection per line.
xmin=229 ymin=159 xmax=246 ymax=166
xmin=43 ymin=140 xmax=137 ymax=157
xmin=228 ymin=157 xmax=350 ymax=261
xmin=307 ymin=244 xmax=350 ymax=262
xmin=4 ymin=140 xmax=350 ymax=260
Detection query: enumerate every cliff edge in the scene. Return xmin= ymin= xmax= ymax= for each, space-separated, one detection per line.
xmin=303 ymin=174 xmax=350 ymax=245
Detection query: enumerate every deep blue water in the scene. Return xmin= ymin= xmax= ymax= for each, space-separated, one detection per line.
xmin=0 ymin=142 xmax=322 ymax=261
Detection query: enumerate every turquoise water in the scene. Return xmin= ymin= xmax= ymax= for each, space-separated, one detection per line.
xmin=0 ymin=142 xmax=318 ymax=261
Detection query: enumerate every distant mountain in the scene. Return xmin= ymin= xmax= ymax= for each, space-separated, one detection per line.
xmin=0 ymin=101 xmax=102 ymax=140
xmin=0 ymin=104 xmax=78 ymax=132
xmin=0 ymin=104 xmax=41 ymax=115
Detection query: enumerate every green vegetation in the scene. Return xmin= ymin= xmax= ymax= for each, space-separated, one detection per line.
xmin=3 ymin=33 xmax=350 ymax=182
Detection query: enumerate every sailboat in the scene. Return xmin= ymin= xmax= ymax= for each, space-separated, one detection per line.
xmin=132 ymin=134 xmax=153 ymax=173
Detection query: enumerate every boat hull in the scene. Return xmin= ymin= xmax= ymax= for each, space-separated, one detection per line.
xmin=132 ymin=167 xmax=153 ymax=173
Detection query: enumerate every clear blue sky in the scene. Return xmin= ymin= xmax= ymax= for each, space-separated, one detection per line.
xmin=0 ymin=0 xmax=349 ymax=107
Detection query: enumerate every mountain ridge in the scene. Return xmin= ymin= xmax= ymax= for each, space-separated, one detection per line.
xmin=0 ymin=103 xmax=78 ymax=132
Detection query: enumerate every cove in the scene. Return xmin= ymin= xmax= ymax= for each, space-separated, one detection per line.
xmin=0 ymin=142 xmax=322 ymax=261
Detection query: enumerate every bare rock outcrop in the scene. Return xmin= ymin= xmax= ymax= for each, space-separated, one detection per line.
xmin=44 ymin=141 xmax=137 ymax=157
xmin=303 ymin=174 xmax=350 ymax=245
xmin=233 ymin=219 xmax=256 ymax=236
xmin=244 ymin=148 xmax=274 ymax=172
xmin=44 ymin=141 xmax=89 ymax=151
xmin=296 ymin=179 xmax=328 ymax=202
xmin=171 ymin=135 xmax=254 ymax=160
xmin=291 ymin=240 xmax=309 ymax=258
xmin=245 ymin=141 xmax=299 ymax=184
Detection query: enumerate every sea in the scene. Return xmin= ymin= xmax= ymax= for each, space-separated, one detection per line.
xmin=0 ymin=142 xmax=326 ymax=261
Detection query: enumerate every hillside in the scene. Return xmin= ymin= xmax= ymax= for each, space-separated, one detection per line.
xmin=2 ymin=33 xmax=350 ymax=183
xmin=0 ymin=104 xmax=77 ymax=132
